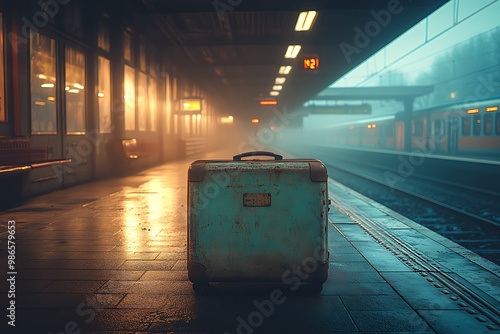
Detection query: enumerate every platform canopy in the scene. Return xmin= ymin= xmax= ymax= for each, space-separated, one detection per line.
xmin=313 ymin=85 xmax=434 ymax=101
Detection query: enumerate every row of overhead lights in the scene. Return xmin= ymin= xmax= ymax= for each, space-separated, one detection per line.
xmin=269 ymin=11 xmax=317 ymax=98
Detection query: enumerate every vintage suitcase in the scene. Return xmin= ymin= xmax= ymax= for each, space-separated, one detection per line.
xmin=187 ymin=151 xmax=329 ymax=293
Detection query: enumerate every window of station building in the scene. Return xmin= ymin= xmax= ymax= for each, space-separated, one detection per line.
xmin=484 ymin=113 xmax=493 ymax=136
xmin=473 ymin=114 xmax=481 ymax=136
xmin=30 ymin=32 xmax=57 ymax=134
xmin=137 ymin=71 xmax=148 ymax=131
xmin=462 ymin=116 xmax=471 ymax=136
xmin=0 ymin=13 xmax=5 ymax=122
xmin=124 ymin=65 xmax=136 ymax=130
xmin=149 ymin=77 xmax=157 ymax=131
xmin=98 ymin=19 xmax=110 ymax=53
xmin=139 ymin=43 xmax=146 ymax=72
xmin=123 ymin=31 xmax=133 ymax=63
xmin=65 ymin=47 xmax=86 ymax=135
xmin=97 ymin=56 xmax=111 ymax=133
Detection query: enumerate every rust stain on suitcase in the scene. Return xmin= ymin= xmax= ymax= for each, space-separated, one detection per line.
xmin=243 ymin=193 xmax=271 ymax=207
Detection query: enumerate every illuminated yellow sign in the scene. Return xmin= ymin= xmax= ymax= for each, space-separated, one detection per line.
xmin=486 ymin=106 xmax=499 ymax=112
xmin=466 ymin=108 xmax=479 ymax=114
xmin=181 ymin=98 xmax=202 ymax=112
xmin=251 ymin=118 xmax=259 ymax=124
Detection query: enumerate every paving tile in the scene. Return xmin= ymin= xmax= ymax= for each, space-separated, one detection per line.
xmin=119 ymin=260 xmax=177 ymax=271
xmin=418 ymin=309 xmax=495 ymax=334
xmin=139 ymin=270 xmax=188 ymax=281
xmin=349 ymin=310 xmax=433 ymax=332
xmin=42 ymin=280 xmax=107 ymax=293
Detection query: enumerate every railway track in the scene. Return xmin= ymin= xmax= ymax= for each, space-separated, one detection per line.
xmin=324 ymin=159 xmax=500 ymax=265
xmin=329 ymin=190 xmax=500 ymax=331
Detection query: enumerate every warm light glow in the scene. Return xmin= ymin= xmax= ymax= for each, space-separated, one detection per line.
xmin=295 ymin=11 xmax=317 ymax=31
xmin=34 ymin=101 xmax=46 ymax=106
xmin=278 ymin=66 xmax=292 ymax=75
xmin=367 ymin=124 xmax=377 ymax=129
xmin=260 ymin=100 xmax=278 ymax=106
xmin=466 ymin=108 xmax=479 ymax=114
xmin=73 ymin=83 xmax=84 ymax=89
xmin=476 ymin=119 xmax=481 ymax=124
xmin=65 ymin=86 xmax=70 ymax=91
xmin=37 ymin=74 xmax=47 ymax=79
xmin=68 ymin=89 xmax=79 ymax=94
xmin=41 ymin=83 xmax=54 ymax=88
xmin=47 ymin=96 xmax=56 ymax=102
xmin=285 ymin=45 xmax=302 ymax=58
xmin=98 ymin=92 xmax=105 ymax=98
xmin=270 ymin=91 xmax=280 ymax=96
xmin=251 ymin=118 xmax=259 ymax=124
xmin=486 ymin=106 xmax=499 ymax=112
xmin=181 ymin=98 xmax=202 ymax=112
xmin=272 ymin=85 xmax=283 ymax=91
xmin=275 ymin=77 xmax=286 ymax=85
xmin=220 ymin=116 xmax=234 ymax=124
xmin=450 ymin=92 xmax=456 ymax=99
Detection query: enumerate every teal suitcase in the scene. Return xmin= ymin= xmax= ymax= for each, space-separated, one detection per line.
xmin=187 ymin=151 xmax=329 ymax=293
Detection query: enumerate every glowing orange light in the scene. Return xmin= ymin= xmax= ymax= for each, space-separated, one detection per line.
xmin=486 ymin=106 xmax=499 ymax=112
xmin=260 ymin=100 xmax=278 ymax=106
xmin=303 ymin=57 xmax=319 ymax=70
xmin=466 ymin=108 xmax=479 ymax=114
xmin=251 ymin=118 xmax=259 ymax=124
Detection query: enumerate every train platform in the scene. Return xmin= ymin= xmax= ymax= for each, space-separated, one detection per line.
xmin=1 ymin=149 xmax=499 ymax=334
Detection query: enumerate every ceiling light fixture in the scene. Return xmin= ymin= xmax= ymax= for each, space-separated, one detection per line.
xmin=295 ymin=11 xmax=318 ymax=31
xmin=285 ymin=45 xmax=302 ymax=58
xmin=278 ymin=66 xmax=292 ymax=75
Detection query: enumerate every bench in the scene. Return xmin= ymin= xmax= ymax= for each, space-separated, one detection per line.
xmin=120 ymin=138 xmax=156 ymax=159
xmin=0 ymin=136 xmax=71 ymax=177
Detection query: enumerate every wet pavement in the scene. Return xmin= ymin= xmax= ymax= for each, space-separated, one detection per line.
xmin=0 ymin=150 xmax=499 ymax=333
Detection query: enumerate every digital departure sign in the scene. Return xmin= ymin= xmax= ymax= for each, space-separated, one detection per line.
xmin=302 ymin=56 xmax=319 ymax=70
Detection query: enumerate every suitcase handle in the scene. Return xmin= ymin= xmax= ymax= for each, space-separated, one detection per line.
xmin=233 ymin=151 xmax=283 ymax=161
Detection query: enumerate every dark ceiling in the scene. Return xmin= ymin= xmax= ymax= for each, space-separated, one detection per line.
xmin=130 ymin=0 xmax=449 ymax=119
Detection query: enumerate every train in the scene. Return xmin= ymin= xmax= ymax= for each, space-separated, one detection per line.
xmin=310 ymin=96 xmax=500 ymax=156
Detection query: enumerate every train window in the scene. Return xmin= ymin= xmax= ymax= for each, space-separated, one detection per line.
xmin=98 ymin=19 xmax=110 ymax=52
xmin=65 ymin=47 xmax=86 ymax=135
xmin=124 ymin=65 xmax=136 ymax=130
xmin=462 ymin=116 xmax=471 ymax=136
xmin=484 ymin=113 xmax=493 ymax=136
xmin=97 ymin=56 xmax=111 ymax=133
xmin=412 ymin=119 xmax=423 ymax=136
xmin=473 ymin=114 xmax=481 ymax=136
xmin=137 ymin=72 xmax=148 ymax=131
xmin=30 ymin=32 xmax=57 ymax=134
xmin=0 ymin=13 xmax=5 ymax=122
xmin=149 ymin=77 xmax=158 ymax=131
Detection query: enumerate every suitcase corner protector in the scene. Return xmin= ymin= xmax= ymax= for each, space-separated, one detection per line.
xmin=188 ymin=162 xmax=206 ymax=182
